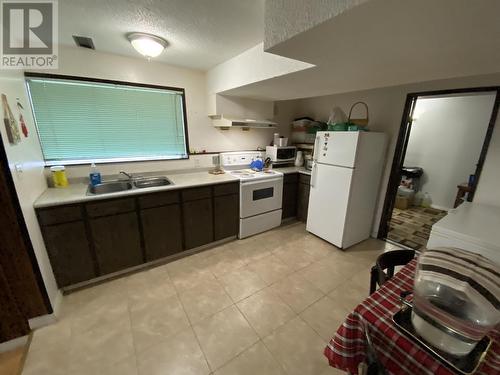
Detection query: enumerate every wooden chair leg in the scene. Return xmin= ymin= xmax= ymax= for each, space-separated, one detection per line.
xmin=369 ymin=266 xmax=378 ymax=295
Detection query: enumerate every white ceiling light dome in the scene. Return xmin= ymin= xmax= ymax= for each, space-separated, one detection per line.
xmin=127 ymin=33 xmax=168 ymax=59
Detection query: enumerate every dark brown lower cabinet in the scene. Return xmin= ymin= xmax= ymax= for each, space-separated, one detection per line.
xmin=89 ymin=212 xmax=143 ymax=275
xmin=282 ymin=183 xmax=298 ymax=219
xmin=42 ymin=221 xmax=96 ymax=287
xmin=297 ymin=176 xmax=311 ymax=222
xmin=182 ymin=198 xmax=214 ymax=250
xmin=214 ymin=193 xmax=239 ymax=240
xmin=140 ymin=204 xmax=183 ymax=261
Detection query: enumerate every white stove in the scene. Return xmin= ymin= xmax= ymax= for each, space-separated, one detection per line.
xmin=220 ymin=152 xmax=284 ymax=238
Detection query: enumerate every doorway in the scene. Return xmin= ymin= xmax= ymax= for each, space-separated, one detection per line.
xmin=378 ymin=87 xmax=500 ymax=250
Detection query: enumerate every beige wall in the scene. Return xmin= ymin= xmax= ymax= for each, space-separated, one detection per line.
xmin=274 ymin=73 xmax=500 ymax=235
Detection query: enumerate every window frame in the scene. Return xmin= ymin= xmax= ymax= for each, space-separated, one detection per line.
xmin=24 ymin=72 xmax=190 ymax=166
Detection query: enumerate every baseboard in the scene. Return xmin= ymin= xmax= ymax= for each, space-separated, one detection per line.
xmin=0 ymin=335 xmax=28 ymax=353
xmin=430 ymin=204 xmax=450 ymax=211
xmin=28 ymin=289 xmax=63 ymax=330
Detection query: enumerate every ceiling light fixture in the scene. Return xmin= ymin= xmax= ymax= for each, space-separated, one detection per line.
xmin=127 ymin=33 xmax=168 ymax=59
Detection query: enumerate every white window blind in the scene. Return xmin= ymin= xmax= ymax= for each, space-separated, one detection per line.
xmin=26 ymin=77 xmax=189 ymax=165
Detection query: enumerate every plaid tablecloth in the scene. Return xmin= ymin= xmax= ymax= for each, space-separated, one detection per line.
xmin=324 ymin=259 xmax=500 ymax=374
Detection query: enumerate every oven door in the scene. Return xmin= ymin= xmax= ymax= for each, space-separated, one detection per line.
xmin=240 ymin=177 xmax=283 ymax=218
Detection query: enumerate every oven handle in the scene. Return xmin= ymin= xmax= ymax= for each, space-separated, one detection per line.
xmin=240 ymin=177 xmax=283 ymax=186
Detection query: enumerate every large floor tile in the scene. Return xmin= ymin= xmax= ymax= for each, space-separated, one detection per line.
xmin=272 ymin=244 xmax=316 ymax=271
xmin=248 ymin=254 xmax=294 ymax=285
xmin=22 ymin=345 xmax=70 ymax=375
xmin=214 ymin=341 xmax=286 ymax=375
xmin=219 ymin=266 xmax=267 ymax=302
xmin=179 ymin=279 xmax=233 ymax=324
xmin=130 ymin=294 xmax=190 ymax=353
xmin=297 ymin=261 xmax=348 ymax=294
xmin=193 ymin=305 xmax=259 ymax=370
xmin=136 ymin=328 xmax=210 ymax=375
xmin=270 ymin=273 xmax=324 ymax=313
xmin=300 ymin=296 xmax=349 ymax=342
xmin=69 ymin=321 xmax=135 ymax=371
xmin=28 ymin=318 xmax=71 ymax=354
xmin=237 ymin=288 xmax=296 ymax=338
xmin=262 ymin=316 xmax=331 ymax=375
xmin=206 ymin=247 xmax=246 ymax=277
xmin=328 ymin=278 xmax=368 ymax=312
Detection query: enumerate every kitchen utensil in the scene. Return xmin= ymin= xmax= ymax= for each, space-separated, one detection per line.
xmin=393 ymin=304 xmax=492 ymax=375
xmin=277 ymin=137 xmax=288 ymax=146
xmin=264 ymin=157 xmax=272 ymax=169
xmin=294 ymin=151 xmax=304 ymax=167
xmin=412 ymin=247 xmax=500 ymax=356
xmin=2 ymin=94 xmax=21 ymax=144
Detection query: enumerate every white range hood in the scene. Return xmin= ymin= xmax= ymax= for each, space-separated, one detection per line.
xmin=210 ymin=115 xmax=277 ymax=129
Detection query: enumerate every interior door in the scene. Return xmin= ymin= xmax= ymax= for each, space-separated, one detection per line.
xmin=306 ymin=163 xmax=353 ymax=247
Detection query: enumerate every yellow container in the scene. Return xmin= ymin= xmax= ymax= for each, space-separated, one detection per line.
xmin=50 ymin=166 xmax=68 ymax=188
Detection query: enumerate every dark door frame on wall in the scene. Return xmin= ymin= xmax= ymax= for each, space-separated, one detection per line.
xmin=377 ymin=86 xmax=500 ymax=240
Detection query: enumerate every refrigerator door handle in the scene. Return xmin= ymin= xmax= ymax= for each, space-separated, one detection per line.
xmin=311 ymin=162 xmax=318 ymax=188
xmin=313 ymin=135 xmax=320 ymax=162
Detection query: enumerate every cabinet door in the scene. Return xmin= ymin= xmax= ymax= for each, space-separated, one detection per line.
xmin=214 ymin=194 xmax=239 ymax=240
xmin=297 ymin=182 xmax=311 ymax=222
xmin=282 ymin=181 xmax=298 ymax=219
xmin=42 ymin=221 xmax=96 ymax=287
xmin=182 ymin=198 xmax=214 ymax=250
xmin=90 ymin=212 xmax=143 ymax=275
xmin=140 ymin=204 xmax=183 ymax=261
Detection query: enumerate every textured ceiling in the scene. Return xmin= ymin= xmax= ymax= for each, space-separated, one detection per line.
xmin=59 ymin=0 xmax=265 ymax=71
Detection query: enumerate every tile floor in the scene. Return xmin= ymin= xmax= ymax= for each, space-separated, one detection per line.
xmin=22 ymin=222 xmax=401 ymax=375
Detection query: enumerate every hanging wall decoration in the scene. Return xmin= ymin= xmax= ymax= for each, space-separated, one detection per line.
xmin=1 ymin=94 xmax=21 ymax=145
xmin=16 ymin=99 xmax=28 ymax=138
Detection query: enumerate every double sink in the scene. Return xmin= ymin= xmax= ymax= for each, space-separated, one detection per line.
xmin=87 ymin=176 xmax=173 ymax=195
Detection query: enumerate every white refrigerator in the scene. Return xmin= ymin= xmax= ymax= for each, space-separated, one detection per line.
xmin=306 ymin=131 xmax=387 ymax=249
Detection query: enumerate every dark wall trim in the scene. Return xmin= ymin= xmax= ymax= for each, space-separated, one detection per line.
xmin=378 ymin=86 xmax=500 ymax=239
xmin=24 ymin=72 xmax=191 ymax=165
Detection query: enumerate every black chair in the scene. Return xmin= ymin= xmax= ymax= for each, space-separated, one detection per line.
xmin=369 ymin=250 xmax=415 ymax=294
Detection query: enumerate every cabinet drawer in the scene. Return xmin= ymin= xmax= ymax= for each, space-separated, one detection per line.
xmin=138 ymin=190 xmax=180 ymax=209
xmin=38 ymin=205 xmax=82 ymax=225
xmin=181 ymin=186 xmax=212 ymax=202
xmin=299 ymin=174 xmax=311 ymax=185
xmin=283 ymin=173 xmax=298 ymax=184
xmin=213 ymin=182 xmax=239 ymax=197
xmin=86 ymin=198 xmax=136 ymax=218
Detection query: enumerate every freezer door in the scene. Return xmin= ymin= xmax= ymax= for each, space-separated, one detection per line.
xmin=314 ymin=131 xmax=359 ymax=168
xmin=306 ymin=163 xmax=353 ymax=247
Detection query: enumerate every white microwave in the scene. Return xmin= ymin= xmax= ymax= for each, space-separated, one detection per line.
xmin=266 ymin=146 xmax=297 ymax=164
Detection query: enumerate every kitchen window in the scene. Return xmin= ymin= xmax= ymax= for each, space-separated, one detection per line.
xmin=25 ymin=74 xmax=189 ymax=166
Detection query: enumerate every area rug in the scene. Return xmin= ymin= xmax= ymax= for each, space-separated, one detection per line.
xmin=387 ymin=206 xmax=447 ymax=251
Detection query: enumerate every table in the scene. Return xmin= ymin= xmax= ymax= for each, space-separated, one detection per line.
xmin=324 ymin=259 xmax=500 ymax=375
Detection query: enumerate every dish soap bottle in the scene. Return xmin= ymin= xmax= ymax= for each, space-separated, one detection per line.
xmin=89 ymin=162 xmax=101 ymax=186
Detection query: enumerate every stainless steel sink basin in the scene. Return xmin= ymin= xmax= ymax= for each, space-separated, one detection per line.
xmin=134 ymin=176 xmax=172 ymax=188
xmin=87 ymin=181 xmax=133 ymax=195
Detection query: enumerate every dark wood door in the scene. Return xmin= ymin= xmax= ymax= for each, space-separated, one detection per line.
xmin=140 ymin=204 xmax=183 ymax=261
xmin=297 ymin=181 xmax=311 ymax=222
xmin=41 ymin=221 xmax=96 ymax=287
xmin=0 ymin=135 xmax=50 ymax=337
xmin=214 ymin=194 xmax=239 ymax=240
xmin=89 ymin=212 xmax=143 ymax=275
xmin=182 ymin=198 xmax=214 ymax=250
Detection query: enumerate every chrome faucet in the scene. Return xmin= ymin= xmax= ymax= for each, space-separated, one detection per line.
xmin=119 ymin=171 xmax=133 ymax=180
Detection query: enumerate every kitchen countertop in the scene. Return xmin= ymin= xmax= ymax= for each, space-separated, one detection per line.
xmin=34 ymin=170 xmax=239 ymax=208
xmin=274 ymin=166 xmax=311 ymax=176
